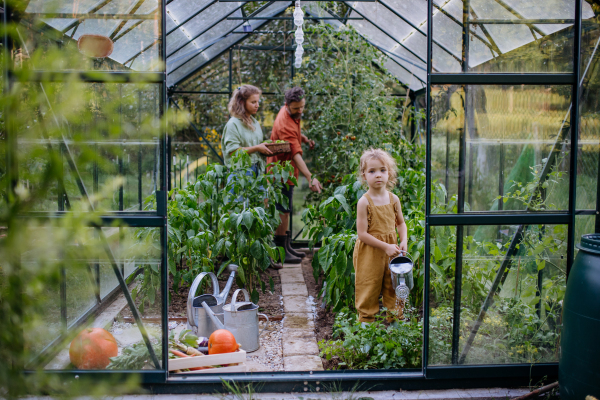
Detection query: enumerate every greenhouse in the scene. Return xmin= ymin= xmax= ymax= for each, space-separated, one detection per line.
xmin=1 ymin=0 xmax=600 ymax=396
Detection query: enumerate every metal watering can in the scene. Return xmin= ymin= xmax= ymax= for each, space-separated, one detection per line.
xmin=201 ymin=288 xmax=269 ymax=353
xmin=186 ymin=265 xmax=237 ymax=337
xmin=389 ymin=252 xmax=414 ymax=301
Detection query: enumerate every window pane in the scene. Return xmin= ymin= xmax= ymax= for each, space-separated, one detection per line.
xmin=577 ymin=7 xmax=600 ymax=210
xmin=21 ymin=0 xmax=161 ymax=72
xmin=430 ymin=85 xmax=571 ymax=213
xmin=23 ymin=225 xmax=164 ymax=370
xmin=428 ymin=223 xmax=566 ymax=365
xmin=17 ymin=83 xmax=161 ymax=212
xmin=433 ymin=0 xmax=577 ymax=73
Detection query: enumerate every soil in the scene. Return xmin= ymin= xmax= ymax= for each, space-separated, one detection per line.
xmin=300 ymin=250 xmax=338 ymax=371
xmin=119 ymin=267 xmax=283 ymax=321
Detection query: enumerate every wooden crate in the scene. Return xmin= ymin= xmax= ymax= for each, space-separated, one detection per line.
xmin=169 ymin=350 xmax=246 ymax=374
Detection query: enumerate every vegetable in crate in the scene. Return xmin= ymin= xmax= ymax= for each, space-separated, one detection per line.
xmin=69 ymin=328 xmax=118 ymax=369
xmin=208 ymin=329 xmax=240 ymax=354
xmin=107 ymin=342 xmax=162 ymax=370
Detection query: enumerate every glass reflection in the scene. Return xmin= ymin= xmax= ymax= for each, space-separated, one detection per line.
xmin=431 ymin=84 xmax=571 ymax=213
xmin=21 ymin=0 xmax=160 ymax=71
xmin=18 ymin=83 xmax=161 ymax=212
xmin=431 ymin=0 xmax=596 ymax=73
xmin=22 ymin=226 xmax=163 ymax=370
xmin=429 ymin=224 xmax=566 ymax=365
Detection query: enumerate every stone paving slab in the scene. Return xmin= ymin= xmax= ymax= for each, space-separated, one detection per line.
xmin=283 ymin=355 xmax=324 ymax=371
xmin=282 ymin=283 xmax=309 ymax=297
xmin=283 ymin=295 xmax=313 ymax=313
xmin=279 ymin=270 xmax=306 ymax=284
xmin=282 ymin=263 xmax=304 ymax=270
xmin=283 ymin=313 xmax=315 ymax=330
xmin=282 ymin=329 xmax=320 ymax=356
xmin=26 ymin=387 xmax=531 ymax=400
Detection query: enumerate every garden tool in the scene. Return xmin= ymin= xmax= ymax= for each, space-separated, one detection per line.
xmin=186 ymin=265 xmax=238 ymax=337
xmin=201 ymin=289 xmax=269 ymax=353
xmin=389 ymin=252 xmax=414 ymax=317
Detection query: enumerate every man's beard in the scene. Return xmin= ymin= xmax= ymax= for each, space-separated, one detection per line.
xmin=286 ymin=106 xmax=302 ymax=120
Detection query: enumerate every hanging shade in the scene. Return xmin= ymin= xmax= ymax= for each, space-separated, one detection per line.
xmin=77 ymin=34 xmax=114 ymax=59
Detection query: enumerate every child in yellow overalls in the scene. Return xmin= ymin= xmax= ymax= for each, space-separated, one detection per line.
xmin=353 ymin=148 xmax=408 ymax=323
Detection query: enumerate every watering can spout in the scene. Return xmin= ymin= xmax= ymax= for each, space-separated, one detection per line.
xmin=201 ymin=301 xmax=225 ymax=330
xmin=217 ymin=264 xmax=238 ymax=303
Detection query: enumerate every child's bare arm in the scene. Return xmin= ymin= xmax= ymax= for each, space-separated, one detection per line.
xmin=357 ymin=197 xmax=402 ymax=258
xmin=393 ymin=194 xmax=408 ymax=252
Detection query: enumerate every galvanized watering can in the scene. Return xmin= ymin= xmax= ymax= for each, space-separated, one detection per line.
xmin=389 ymin=252 xmax=414 ymax=300
xmin=186 ymin=265 xmax=237 ymax=337
xmin=201 ymin=288 xmax=269 ymax=353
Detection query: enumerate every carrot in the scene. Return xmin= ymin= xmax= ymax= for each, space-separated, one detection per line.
xmin=169 ymin=349 xmax=189 ymax=358
xmin=185 ymin=347 xmax=203 ymax=356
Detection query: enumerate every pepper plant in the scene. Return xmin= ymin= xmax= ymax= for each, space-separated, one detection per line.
xmin=131 ymin=150 xmax=295 ymax=307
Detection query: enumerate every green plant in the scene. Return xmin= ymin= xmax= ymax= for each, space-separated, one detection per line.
xmin=312 ymin=231 xmax=357 ymax=311
xmin=319 ymin=308 xmax=422 ymax=370
xmin=131 ymin=150 xmax=296 ymax=307
xmin=293 ymin=24 xmax=416 ymax=201
xmin=218 ymin=206 xmax=282 ymax=303
xmin=107 ymin=341 xmax=162 ymax=370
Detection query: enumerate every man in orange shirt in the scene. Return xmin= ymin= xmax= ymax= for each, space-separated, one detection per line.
xmin=267 ymin=87 xmax=323 ymax=264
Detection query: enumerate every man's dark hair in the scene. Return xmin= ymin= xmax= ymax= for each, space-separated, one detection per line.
xmin=284 ymin=87 xmax=305 ymax=105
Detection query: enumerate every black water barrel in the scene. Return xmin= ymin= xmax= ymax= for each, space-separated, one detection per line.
xmin=559 ymin=234 xmax=600 ymax=400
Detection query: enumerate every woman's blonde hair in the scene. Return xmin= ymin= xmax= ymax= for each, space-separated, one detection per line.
xmin=228 ymin=84 xmax=262 ymax=130
xmin=358 ymin=148 xmax=398 ymax=189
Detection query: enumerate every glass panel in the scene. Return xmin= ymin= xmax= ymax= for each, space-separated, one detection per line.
xmin=433 ymin=0 xmax=576 ymax=73
xmin=174 ymin=51 xmax=230 ymax=92
xmin=577 ymin=6 xmax=600 ymax=210
xmin=430 ymin=85 xmax=571 ymax=213
xmin=384 ymin=59 xmax=426 ymax=91
xmin=231 ymin=49 xmax=291 ymax=93
xmin=17 ymin=83 xmax=161 ymax=212
xmin=428 ymin=223 xmax=567 ymax=365
xmin=166 ymin=2 xmax=240 ymax=56
xmin=20 ymin=0 xmax=161 ymax=72
xmin=575 ymin=215 xmax=596 ymax=257
xmin=23 ymin=225 xmax=163 ymax=370
xmin=166 ymin=1 xmax=292 ymax=86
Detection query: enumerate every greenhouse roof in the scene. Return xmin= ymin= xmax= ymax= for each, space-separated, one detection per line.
xmin=23 ymin=0 xmax=595 ymax=90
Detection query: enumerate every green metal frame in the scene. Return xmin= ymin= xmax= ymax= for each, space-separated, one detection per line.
xmin=8 ymin=0 xmax=598 ymax=392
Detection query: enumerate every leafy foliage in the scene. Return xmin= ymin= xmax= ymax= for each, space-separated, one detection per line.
xmin=130 ymin=151 xmax=296 ymax=307
xmin=293 ymin=24 xmax=417 ymax=201
xmin=319 ymin=308 xmax=422 ymax=369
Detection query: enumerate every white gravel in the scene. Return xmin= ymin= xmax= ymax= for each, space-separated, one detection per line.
xmin=246 ymin=320 xmax=283 ymax=372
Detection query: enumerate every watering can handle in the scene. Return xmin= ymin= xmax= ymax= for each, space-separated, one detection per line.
xmin=201 ymin=301 xmax=225 ymax=330
xmin=258 ymin=313 xmax=269 ymax=336
xmin=390 ymin=250 xmax=413 ymax=263
xmin=230 ymin=288 xmax=250 ymax=312
xmin=187 ymin=272 xmax=219 ymax=327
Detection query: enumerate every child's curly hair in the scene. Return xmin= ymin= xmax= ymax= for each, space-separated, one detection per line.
xmin=358 ymin=148 xmax=398 ymax=189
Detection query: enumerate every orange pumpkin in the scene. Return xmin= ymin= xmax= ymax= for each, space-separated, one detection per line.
xmin=69 ymin=328 xmax=118 ymax=369
xmin=208 ymin=329 xmax=239 ymax=354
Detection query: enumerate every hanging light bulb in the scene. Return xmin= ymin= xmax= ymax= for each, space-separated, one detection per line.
xmin=295 ymin=26 xmax=304 ymax=45
xmin=293 ymin=0 xmax=305 ymax=68
xmin=293 ymin=3 xmax=303 ymax=27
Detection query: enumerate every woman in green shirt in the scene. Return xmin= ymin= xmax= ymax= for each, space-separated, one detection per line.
xmin=222 ymin=84 xmax=272 ymax=175
xmin=222 ymin=85 xmax=282 ymax=269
